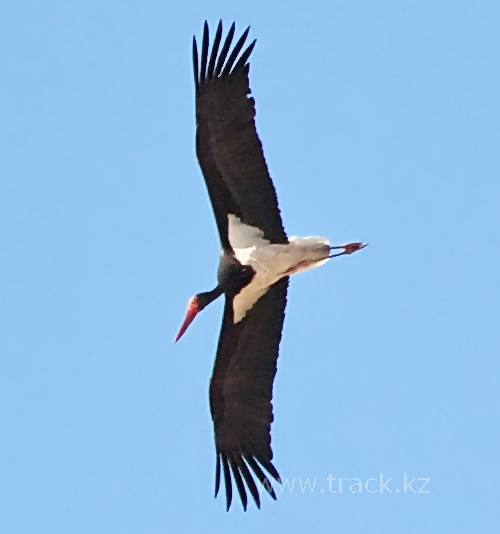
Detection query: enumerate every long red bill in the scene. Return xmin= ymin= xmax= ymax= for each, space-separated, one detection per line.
xmin=174 ymin=296 xmax=200 ymax=342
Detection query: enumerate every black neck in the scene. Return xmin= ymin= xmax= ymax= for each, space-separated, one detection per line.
xmin=218 ymin=253 xmax=256 ymax=297
xmin=197 ymin=286 xmax=223 ymax=310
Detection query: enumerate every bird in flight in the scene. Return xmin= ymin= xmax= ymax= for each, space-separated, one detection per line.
xmin=175 ymin=21 xmax=366 ymax=511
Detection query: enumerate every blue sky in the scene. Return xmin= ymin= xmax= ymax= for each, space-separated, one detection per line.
xmin=1 ymin=1 xmax=499 ymax=532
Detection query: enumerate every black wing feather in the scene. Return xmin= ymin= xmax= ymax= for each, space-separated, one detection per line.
xmin=230 ymin=459 xmax=248 ymax=511
xmin=222 ymin=455 xmax=232 ymax=511
xmin=245 ymin=456 xmax=277 ymax=500
xmin=193 ymin=21 xmax=287 ymax=250
xmin=233 ymin=39 xmax=256 ymax=72
xmin=200 ymin=21 xmax=209 ymax=80
xmin=192 ymin=37 xmax=199 ymax=87
xmin=207 ymin=20 xmax=223 ymax=79
xmin=214 ymin=22 xmax=235 ymax=77
xmin=214 ymin=453 xmax=221 ymax=497
xmin=209 ymin=277 xmax=288 ymax=509
xmin=221 ymin=26 xmax=250 ymax=75
xmin=238 ymin=458 xmax=261 ymax=508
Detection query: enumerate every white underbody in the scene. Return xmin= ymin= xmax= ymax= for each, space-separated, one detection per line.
xmin=228 ymin=214 xmax=330 ymax=323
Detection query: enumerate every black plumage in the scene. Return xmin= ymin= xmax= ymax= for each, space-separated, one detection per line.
xmin=192 ymin=21 xmax=289 ymax=510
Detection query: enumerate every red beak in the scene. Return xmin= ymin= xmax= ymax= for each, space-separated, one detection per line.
xmin=174 ymin=296 xmax=200 ymax=342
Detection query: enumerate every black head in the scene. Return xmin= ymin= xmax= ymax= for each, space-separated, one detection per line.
xmin=175 ymin=254 xmax=255 ymax=342
xmin=174 ymin=286 xmax=223 ymax=342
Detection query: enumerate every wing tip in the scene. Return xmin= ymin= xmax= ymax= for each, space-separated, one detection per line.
xmin=194 ymin=21 xmax=256 ymax=86
xmin=215 ymin=452 xmax=280 ymax=510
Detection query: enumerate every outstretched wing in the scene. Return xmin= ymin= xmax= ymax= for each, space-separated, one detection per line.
xmin=209 ymin=277 xmax=289 ymax=510
xmin=193 ymin=21 xmax=287 ymax=251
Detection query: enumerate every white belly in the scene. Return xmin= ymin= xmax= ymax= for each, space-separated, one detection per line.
xmin=228 ymin=215 xmax=330 ymax=323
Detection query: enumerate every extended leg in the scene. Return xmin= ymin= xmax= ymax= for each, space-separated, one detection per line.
xmin=328 ymin=242 xmax=367 ymax=258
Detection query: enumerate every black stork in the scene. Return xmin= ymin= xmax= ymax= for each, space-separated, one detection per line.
xmin=175 ymin=21 xmax=366 ymax=511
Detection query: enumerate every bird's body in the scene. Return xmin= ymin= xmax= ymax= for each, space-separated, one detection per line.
xmin=176 ymin=21 xmax=366 ymax=511
xmin=228 ymin=214 xmax=330 ymax=322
